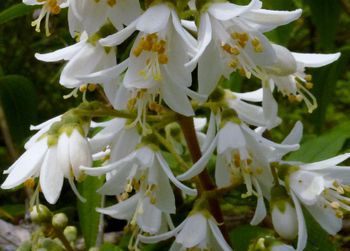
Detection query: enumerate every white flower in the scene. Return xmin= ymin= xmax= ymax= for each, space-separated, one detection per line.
xmin=139 ymin=211 xmax=232 ymax=251
xmin=35 ymin=32 xmax=116 ymax=89
xmin=24 ymin=0 xmax=68 ymax=36
xmin=68 ymin=0 xmax=142 ymax=36
xmin=100 ymin=3 xmax=201 ymax=116
xmin=276 ymin=153 xmax=350 ymax=250
xmin=188 ymin=0 xmax=302 ymax=96
xmin=80 ymin=146 xmax=197 ymax=212
xmin=262 ymin=44 xmax=341 ymax=113
xmin=1 ymin=121 xmax=92 ymax=204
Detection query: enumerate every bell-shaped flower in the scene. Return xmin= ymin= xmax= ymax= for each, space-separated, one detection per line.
xmin=68 ymin=0 xmax=142 ymax=36
xmin=35 ymin=32 xmax=116 ymax=89
xmin=100 ymin=3 xmax=201 ymax=116
xmin=188 ymin=0 xmax=302 ymax=96
xmin=270 ymin=186 xmax=298 ymax=240
xmin=139 ymin=210 xmax=232 ymax=251
xmin=24 ymin=0 xmax=68 ymax=36
xmin=1 ymin=118 xmax=92 ymax=204
xmin=261 ymin=44 xmax=341 ymax=113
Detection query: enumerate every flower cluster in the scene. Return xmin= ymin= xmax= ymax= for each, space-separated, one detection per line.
xmin=2 ymin=0 xmax=346 ymax=250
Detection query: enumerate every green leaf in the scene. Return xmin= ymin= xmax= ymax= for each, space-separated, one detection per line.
xmin=303 ymin=208 xmax=337 ymax=251
xmin=0 ymin=3 xmax=36 ymax=25
xmin=287 ymin=122 xmax=350 ymax=162
xmin=306 ymin=0 xmax=341 ymax=50
xmin=0 ymin=75 xmax=37 ymax=144
xmin=100 ymin=243 xmax=124 ymax=251
xmin=77 ymin=176 xmax=104 ymax=249
xmin=229 ymin=225 xmax=273 ymax=251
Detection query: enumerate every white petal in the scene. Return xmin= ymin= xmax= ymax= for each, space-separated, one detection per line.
xmin=137 ymin=198 xmax=162 ymax=234
xmin=2 ymin=140 xmax=47 ymax=189
xmin=35 ymin=40 xmax=86 ymax=62
xmin=305 ymin=203 xmax=342 ymax=235
xmin=300 ymin=153 xmax=350 ymax=170
xmin=29 ymin=115 xmax=62 ymax=131
xmin=234 ymin=89 xmax=263 ymax=102
xmin=69 ymin=130 xmax=92 ymax=179
xmin=40 ymin=147 xmax=64 ymax=204
xmin=215 ymin=155 xmax=231 ymax=187
xmin=156 ymin=154 xmax=197 ymax=196
xmin=292 ymin=52 xmax=341 ymax=68
xmin=138 ymin=221 xmax=185 ymax=243
xmin=185 ymin=13 xmax=212 ymax=68
xmin=217 ymin=122 xmax=246 ymax=154
xmin=97 ymin=194 xmax=139 ymax=219
xmin=136 ymin=4 xmax=170 ymax=34
xmin=57 ymin=133 xmax=71 ymax=178
xmin=291 ymin=191 xmax=307 ymax=251
xmin=271 ymin=201 xmax=298 ymax=240
xmin=250 ymin=178 xmax=266 ymax=225
xmin=177 ymin=135 xmax=218 ymax=181
xmin=76 ymin=59 xmax=129 ymax=83
xmin=176 ymin=214 xmax=207 ymax=248
xmin=262 ymin=86 xmax=279 ymax=129
xmin=97 ymin=165 xmax=130 ymax=195
xmin=208 ymin=219 xmax=232 ymax=251
xmin=154 ymin=163 xmax=176 ymax=214
xmin=171 ymin=11 xmax=197 ymax=54
xmin=208 ymin=0 xmax=260 ymax=21
xmin=242 ymin=9 xmax=302 ymax=32
xmin=99 ymin=19 xmax=137 ymax=46
xmin=282 ymin=121 xmax=303 ymax=145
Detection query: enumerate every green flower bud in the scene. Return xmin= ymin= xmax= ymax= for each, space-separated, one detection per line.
xmin=30 ymin=205 xmax=53 ymax=224
xmin=52 ymin=213 xmax=68 ymax=229
xmin=63 ymin=226 xmax=78 ymax=242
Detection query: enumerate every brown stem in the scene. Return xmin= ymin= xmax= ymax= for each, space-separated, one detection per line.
xmin=177 ymin=114 xmax=230 ymax=242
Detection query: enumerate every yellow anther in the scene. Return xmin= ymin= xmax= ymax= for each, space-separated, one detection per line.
xmin=79 ymin=84 xmax=87 ymax=92
xmin=124 ymin=183 xmax=133 ymax=193
xmin=295 ymin=95 xmax=303 ymax=102
xmin=234 ymin=153 xmax=241 ymax=167
xmin=336 ymin=210 xmax=344 ymax=218
xmin=121 ymin=192 xmax=129 ymax=201
xmin=107 ymin=0 xmax=117 ymax=7
xmin=149 ymin=102 xmax=163 ymax=113
xmin=50 ymin=5 xmax=61 ymax=15
xmin=133 ymin=46 xmax=143 ymax=57
xmin=150 ymin=196 xmax=157 ymax=204
xmin=231 ymin=32 xmax=240 ymax=40
xmin=305 ymin=74 xmax=313 ymax=82
xmin=330 ymin=201 xmax=340 ymax=209
xmin=230 ymin=46 xmax=240 ymax=55
xmin=158 ymin=53 xmax=168 ymax=64
xmin=228 ymin=59 xmax=239 ymax=68
xmin=87 ymin=84 xmax=97 ymax=92
xmin=305 ymin=82 xmax=314 ymax=89
xmin=253 ymin=45 xmax=263 ymax=53
xmin=251 ymin=37 xmax=263 ymax=53
xmin=24 ymin=178 xmax=36 ymax=189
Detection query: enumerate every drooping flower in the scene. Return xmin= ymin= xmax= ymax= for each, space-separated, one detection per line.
xmin=261 ymin=44 xmax=341 ymax=113
xmin=99 ymin=3 xmax=202 ymax=116
xmin=188 ymin=0 xmax=302 ymax=96
xmin=1 ymin=116 xmax=92 ymax=204
xmin=35 ymin=31 xmax=117 ymax=90
xmin=139 ymin=210 xmax=232 ymax=251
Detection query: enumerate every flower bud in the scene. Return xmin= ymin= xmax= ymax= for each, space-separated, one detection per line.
xmin=52 ymin=213 xmax=68 ymax=229
xmin=30 ymin=204 xmax=53 ymax=224
xmin=270 ymin=186 xmax=298 ymax=240
xmin=64 ymin=226 xmax=78 ymax=242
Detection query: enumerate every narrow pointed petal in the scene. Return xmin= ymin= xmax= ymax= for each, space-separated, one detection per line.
xmin=40 ymin=147 xmax=64 ymax=204
xmin=208 ymin=0 xmax=260 ymax=21
xmin=250 ymin=178 xmax=266 ymax=225
xmin=292 ymin=52 xmax=341 ymax=68
xmin=136 ymin=4 xmax=170 ymax=34
xmin=185 ymin=13 xmax=212 ymax=68
xmin=234 ymin=89 xmax=263 ymax=102
xmin=57 ymin=133 xmax=71 ymax=178
xmin=208 ymin=220 xmax=232 ymax=251
xmin=282 ymin=121 xmax=303 ymax=145
xmin=137 ymin=199 xmax=162 ymax=234
xmin=177 ymin=136 xmax=218 ymax=181
xmin=99 ymin=20 xmax=137 ymax=46
xmin=97 ymin=194 xmax=139 ymax=219
xmin=156 ymin=154 xmax=197 ymax=196
xmin=35 ymin=40 xmax=86 ymax=62
xmin=138 ymin=221 xmax=185 ymax=243
xmin=291 ymin=191 xmax=307 ymax=251
xmin=2 ymin=140 xmax=47 ymax=189
xmin=172 ymin=11 xmax=197 ymax=54
xmin=300 ymin=153 xmax=350 ymax=170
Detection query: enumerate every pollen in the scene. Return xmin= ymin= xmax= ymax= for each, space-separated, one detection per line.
xmin=251 ymin=37 xmax=263 ymax=53
xmin=107 ymin=0 xmax=117 ymax=7
xmin=158 ymin=53 xmax=168 ymax=64
xmin=305 ymin=82 xmax=314 ymax=89
xmin=24 ymin=178 xmax=36 ymax=189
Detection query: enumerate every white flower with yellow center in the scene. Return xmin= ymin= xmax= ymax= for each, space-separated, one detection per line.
xmin=139 ymin=210 xmax=232 ymax=251
xmin=68 ymin=0 xmax=142 ymax=36
xmin=100 ymin=3 xmax=201 ymax=116
xmin=24 ymin=0 xmax=68 ymax=36
xmin=187 ymin=0 xmax=302 ymax=96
